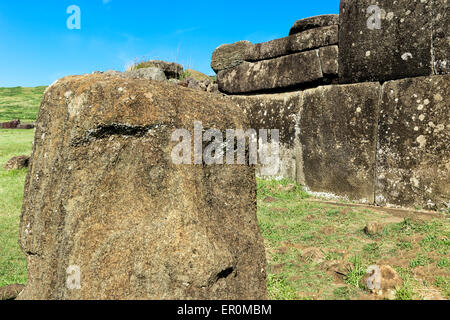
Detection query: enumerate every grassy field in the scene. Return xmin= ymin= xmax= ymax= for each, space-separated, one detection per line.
xmin=0 ymin=86 xmax=43 ymax=287
xmin=0 ymin=87 xmax=448 ymax=299
xmin=0 ymin=86 xmax=46 ymax=123
xmin=0 ymin=130 xmax=34 ymax=287
xmin=258 ymin=179 xmax=449 ymax=300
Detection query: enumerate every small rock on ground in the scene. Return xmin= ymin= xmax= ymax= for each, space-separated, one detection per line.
xmin=0 ymin=284 xmax=25 ymax=300
xmin=364 ymin=222 xmax=383 ymax=235
xmin=3 ymin=155 xmax=30 ymax=170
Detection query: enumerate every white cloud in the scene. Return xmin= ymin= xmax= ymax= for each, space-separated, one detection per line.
xmin=102 ymin=0 xmax=111 ymax=4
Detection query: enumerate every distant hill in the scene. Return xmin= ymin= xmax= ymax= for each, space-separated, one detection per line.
xmin=0 ymin=86 xmax=46 ymax=123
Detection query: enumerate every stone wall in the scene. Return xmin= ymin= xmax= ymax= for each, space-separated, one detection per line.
xmin=213 ymin=14 xmax=339 ymax=94
xmin=211 ymin=2 xmax=449 ymax=211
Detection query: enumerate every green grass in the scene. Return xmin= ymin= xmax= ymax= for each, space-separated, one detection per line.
xmin=257 ymin=178 xmax=450 ymax=300
xmin=267 ymin=274 xmax=298 ymax=300
xmin=435 ymin=276 xmax=450 ymax=299
xmin=0 ymin=86 xmax=46 ymax=123
xmin=345 ymin=255 xmax=366 ymax=288
xmin=394 ymin=267 xmax=415 ymax=300
xmin=0 ymin=129 xmax=34 ymax=287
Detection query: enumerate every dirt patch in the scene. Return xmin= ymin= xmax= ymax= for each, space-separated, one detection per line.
xmin=320 ymin=226 xmax=336 ymax=235
xmin=263 ymin=196 xmax=278 ymax=203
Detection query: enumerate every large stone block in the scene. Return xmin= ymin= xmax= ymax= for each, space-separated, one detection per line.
xmin=339 ymin=0 xmax=433 ymax=83
xmin=218 ymin=51 xmax=323 ymax=94
xmin=230 ymin=92 xmax=302 ymax=180
xmin=433 ymin=0 xmax=450 ymax=74
xmin=319 ymin=46 xmax=339 ymax=76
xmin=245 ymin=26 xmax=338 ymax=62
xmin=18 ymin=74 xmax=267 ymax=300
xmin=298 ymin=82 xmax=381 ymax=202
xmin=376 ymin=75 xmax=450 ymax=210
xmin=289 ymin=14 xmax=339 ymax=35
xmin=211 ymin=41 xmax=253 ymax=73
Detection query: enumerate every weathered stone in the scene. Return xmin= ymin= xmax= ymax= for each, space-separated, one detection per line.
xmin=298 ymin=83 xmax=381 ymax=202
xmin=211 ymin=41 xmax=253 ymax=73
xmin=364 ymin=222 xmax=383 ymax=235
xmin=17 ymin=123 xmax=35 ymax=129
xmin=245 ymin=37 xmax=290 ymax=62
xmin=3 ymin=155 xmax=30 ymax=170
xmin=361 ymin=265 xmax=402 ymax=300
xmin=432 ymin=0 xmax=450 ymax=74
xmin=0 ymin=284 xmax=25 ymax=300
xmin=230 ymin=92 xmax=302 ymax=180
xmin=18 ymin=74 xmax=267 ymax=300
xmin=230 ymin=92 xmax=301 ymax=146
xmin=289 ymin=25 xmax=339 ymax=54
xmin=339 ymin=0 xmax=433 ymax=83
xmin=207 ymin=83 xmax=219 ymax=93
xmin=175 ymin=77 xmax=216 ymax=93
xmin=245 ymin=25 xmax=338 ymax=62
xmin=124 ymin=67 xmax=167 ymax=82
xmin=1 ymin=119 xmax=20 ymax=129
xmin=376 ymin=75 xmax=450 ymax=210
xmin=129 ymin=60 xmax=184 ymax=79
xmin=319 ymin=45 xmax=339 ymax=75
xmin=186 ymin=77 xmax=201 ymax=90
xmin=218 ymin=51 xmax=323 ymax=94
xmin=289 ymin=14 xmax=339 ymax=35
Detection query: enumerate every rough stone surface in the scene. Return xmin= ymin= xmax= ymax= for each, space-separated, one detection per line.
xmin=3 ymin=155 xmax=30 ymax=170
xmin=364 ymin=222 xmax=383 ymax=235
xmin=230 ymin=92 xmax=301 ymax=146
xmin=17 ymin=74 xmax=267 ymax=300
xmin=361 ymin=265 xmax=402 ymax=300
xmin=339 ymin=0 xmax=433 ymax=83
xmin=177 ymin=77 xmax=219 ymax=94
xmin=289 ymin=14 xmax=339 ymax=35
xmin=376 ymin=75 xmax=450 ymax=210
xmin=244 ymin=37 xmax=290 ymax=62
xmin=218 ymin=51 xmax=323 ymax=94
xmin=1 ymin=119 xmax=20 ymax=129
xmin=289 ymin=25 xmax=339 ymax=54
xmin=433 ymin=0 xmax=450 ymax=74
xmin=230 ymin=92 xmax=302 ymax=179
xmin=211 ymin=41 xmax=253 ymax=73
xmin=130 ymin=60 xmax=184 ymax=79
xmin=124 ymin=67 xmax=167 ymax=82
xmin=319 ymin=45 xmax=339 ymax=75
xmin=245 ymin=25 xmax=338 ymax=62
xmin=0 ymin=284 xmax=25 ymax=300
xmin=298 ymin=83 xmax=381 ymax=202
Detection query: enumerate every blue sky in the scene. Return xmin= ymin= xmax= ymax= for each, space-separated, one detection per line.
xmin=0 ymin=0 xmax=339 ymax=87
